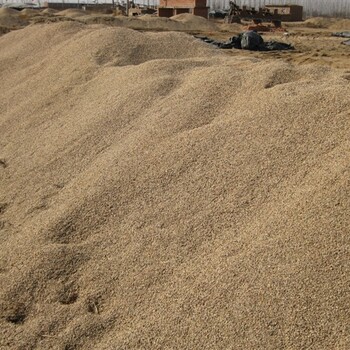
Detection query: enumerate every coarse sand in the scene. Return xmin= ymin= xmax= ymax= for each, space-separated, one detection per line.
xmin=170 ymin=13 xmax=219 ymax=31
xmin=18 ymin=9 xmax=41 ymax=18
xmin=0 ymin=22 xmax=350 ymax=350
xmin=41 ymin=8 xmax=59 ymax=15
xmin=77 ymin=13 xmax=220 ymax=32
xmin=303 ymin=17 xmax=350 ymax=30
xmin=56 ymin=9 xmax=89 ymax=18
xmin=0 ymin=8 xmax=28 ymax=28
xmin=0 ymin=8 xmax=20 ymax=16
xmin=0 ymin=26 xmax=11 ymax=35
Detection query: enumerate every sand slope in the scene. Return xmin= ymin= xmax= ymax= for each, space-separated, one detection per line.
xmin=0 ymin=8 xmax=29 ymax=28
xmin=76 ymin=13 xmax=219 ymax=32
xmin=303 ymin=17 xmax=350 ymax=30
xmin=0 ymin=22 xmax=349 ymax=349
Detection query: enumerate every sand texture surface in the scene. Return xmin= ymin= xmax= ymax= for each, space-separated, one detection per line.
xmin=302 ymin=17 xmax=350 ymax=30
xmin=0 ymin=8 xmax=29 ymax=28
xmin=1 ymin=10 xmax=348 ymax=70
xmin=0 ymin=21 xmax=350 ymax=350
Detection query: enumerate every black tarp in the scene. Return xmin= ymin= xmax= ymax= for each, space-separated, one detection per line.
xmin=332 ymin=32 xmax=350 ymax=38
xmin=195 ymin=31 xmax=294 ymax=52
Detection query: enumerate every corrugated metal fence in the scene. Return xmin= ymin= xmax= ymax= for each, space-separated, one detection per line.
xmin=209 ymin=0 xmax=350 ymax=18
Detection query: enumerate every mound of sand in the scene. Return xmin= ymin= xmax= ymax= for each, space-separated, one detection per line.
xmin=303 ymin=17 xmax=350 ymax=30
xmin=79 ymin=14 xmax=219 ymax=32
xmin=138 ymin=14 xmax=157 ymax=20
xmin=303 ymin=17 xmax=335 ymax=28
xmin=19 ymin=8 xmax=41 ymax=17
xmin=0 ymin=7 xmax=20 ymax=16
xmin=0 ymin=25 xmax=10 ymax=36
xmin=0 ymin=21 xmax=349 ymax=350
xmin=41 ymin=8 xmax=59 ymax=15
xmin=329 ymin=18 xmax=350 ymax=30
xmin=171 ymin=12 xmax=209 ymax=23
xmin=219 ymin=22 xmax=244 ymax=32
xmin=57 ymin=9 xmax=88 ymax=18
xmin=171 ymin=13 xmax=218 ymax=31
xmin=0 ymin=9 xmax=29 ymax=28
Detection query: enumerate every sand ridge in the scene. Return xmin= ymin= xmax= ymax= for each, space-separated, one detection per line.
xmin=0 ymin=21 xmax=350 ymax=350
xmin=302 ymin=17 xmax=350 ymax=30
xmin=0 ymin=8 xmax=29 ymax=28
xmin=0 ymin=10 xmax=349 ymax=69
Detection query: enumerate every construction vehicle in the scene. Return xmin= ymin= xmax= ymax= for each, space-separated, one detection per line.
xmin=225 ymin=1 xmax=302 ymax=24
xmin=128 ymin=2 xmax=142 ymax=16
xmin=225 ymin=1 xmax=286 ymax=32
xmin=225 ymin=1 xmax=272 ymax=24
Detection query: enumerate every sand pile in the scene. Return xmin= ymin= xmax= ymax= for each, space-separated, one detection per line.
xmin=170 ymin=13 xmax=219 ymax=31
xmin=0 ymin=7 xmax=20 ymax=15
xmin=79 ymin=14 xmax=219 ymax=32
xmin=303 ymin=17 xmax=350 ymax=30
xmin=0 ymin=26 xmax=11 ymax=35
xmin=1 ymin=22 xmax=350 ymax=350
xmin=219 ymin=21 xmax=244 ymax=32
xmin=330 ymin=18 xmax=350 ymax=30
xmin=57 ymin=9 xmax=89 ymax=18
xmin=0 ymin=9 xmax=220 ymax=32
xmin=19 ymin=9 xmax=40 ymax=17
xmin=41 ymin=8 xmax=59 ymax=15
xmin=303 ymin=17 xmax=333 ymax=28
xmin=0 ymin=7 xmax=28 ymax=28
xmin=138 ymin=14 xmax=157 ymax=20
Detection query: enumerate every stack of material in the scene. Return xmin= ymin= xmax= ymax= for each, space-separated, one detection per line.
xmin=0 ymin=7 xmax=29 ymax=28
xmin=0 ymin=22 xmax=349 ymax=350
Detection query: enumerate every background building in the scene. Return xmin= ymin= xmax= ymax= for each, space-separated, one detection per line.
xmin=1 ymin=0 xmax=350 ymax=17
xmin=210 ymin=0 xmax=350 ymax=18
